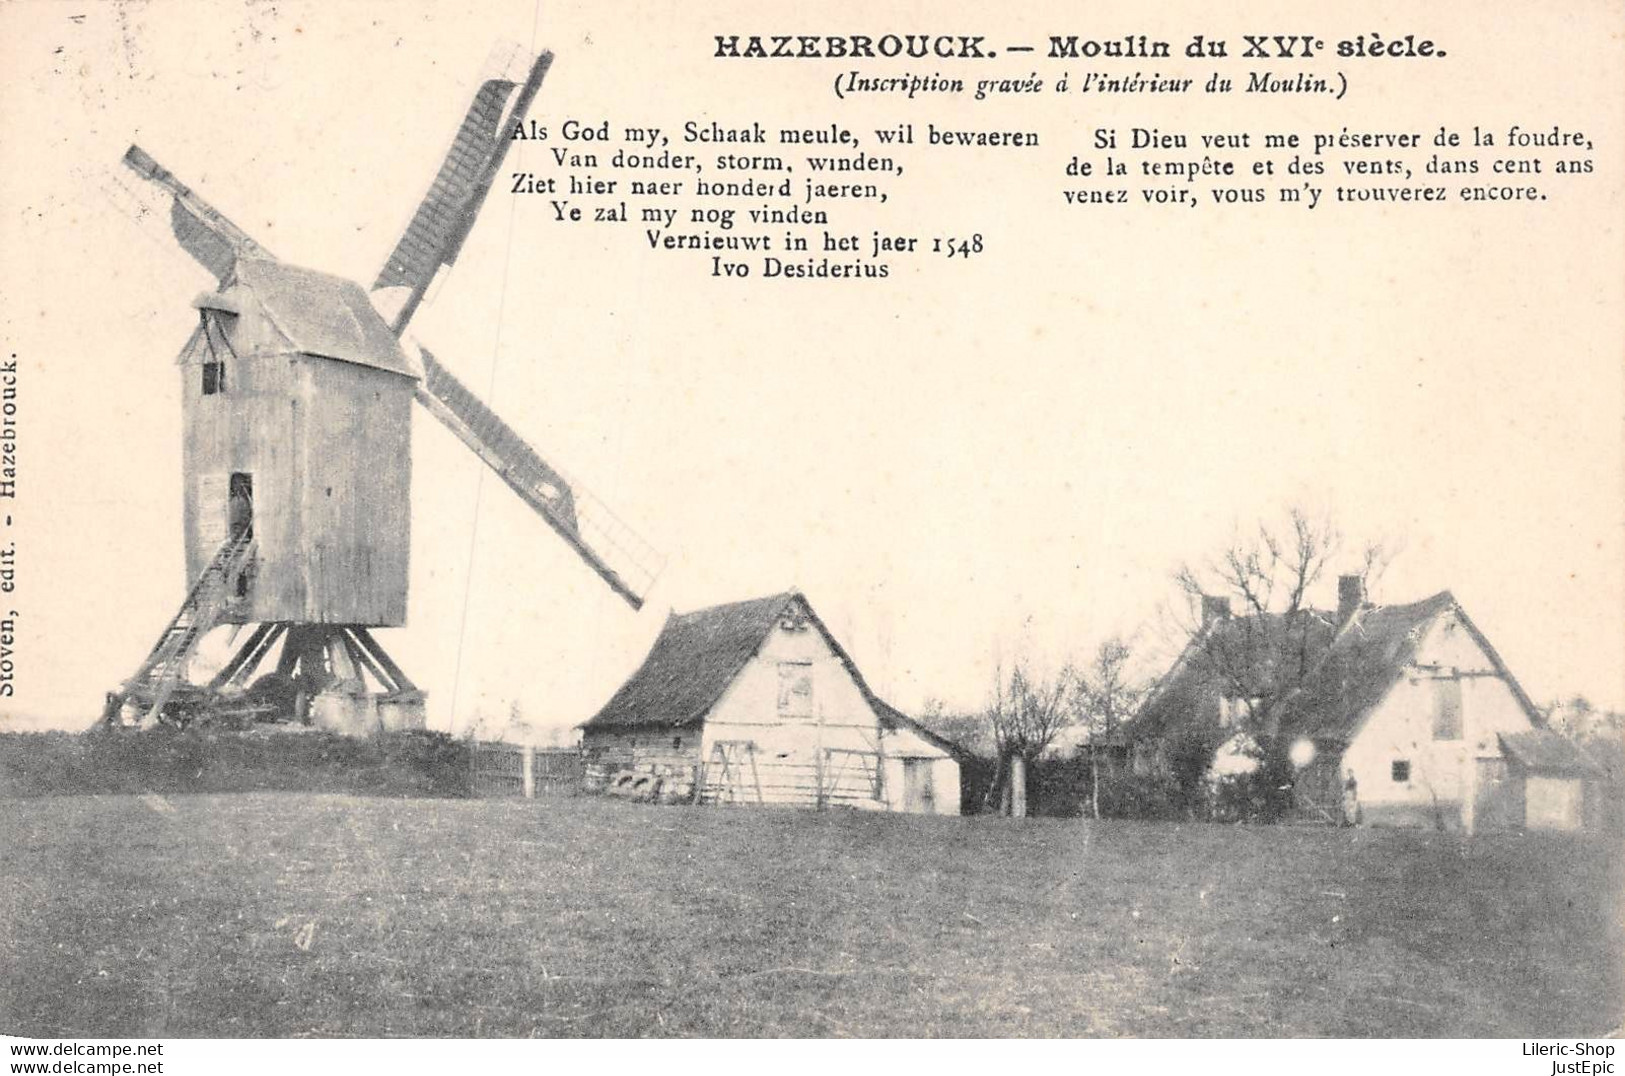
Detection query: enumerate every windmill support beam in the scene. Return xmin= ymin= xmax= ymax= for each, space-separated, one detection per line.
xmin=351 ymin=628 xmax=417 ymax=693
xmin=207 ymin=623 xmax=277 ymax=691
xmin=219 ymin=623 xmax=420 ymax=697
xmin=109 ymin=623 xmax=426 ymax=732
xmin=340 ymin=630 xmax=398 ymax=694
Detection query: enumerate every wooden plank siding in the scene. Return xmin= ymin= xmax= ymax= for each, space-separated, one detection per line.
xmin=182 ymin=349 xmax=413 ymax=626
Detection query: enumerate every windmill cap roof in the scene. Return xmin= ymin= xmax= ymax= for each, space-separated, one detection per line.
xmin=205 ymin=258 xmax=422 ymax=379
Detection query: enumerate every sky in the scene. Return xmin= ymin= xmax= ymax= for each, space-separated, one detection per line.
xmin=1 ymin=0 xmax=1621 ymax=735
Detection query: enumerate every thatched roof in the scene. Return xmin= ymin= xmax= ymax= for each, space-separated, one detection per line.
xmin=1272 ymin=592 xmax=1455 ymax=743
xmin=582 ymin=591 xmax=963 ymax=755
xmin=584 ymin=592 xmax=796 ymax=731
xmin=1277 ymin=591 xmax=1543 ymax=745
xmin=1128 ymin=608 xmax=1338 ymax=744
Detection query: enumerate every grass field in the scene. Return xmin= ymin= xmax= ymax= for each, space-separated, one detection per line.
xmin=1 ymin=793 xmax=1619 ymax=1038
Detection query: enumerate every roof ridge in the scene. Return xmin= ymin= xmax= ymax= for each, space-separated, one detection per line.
xmin=672 ymin=589 xmax=795 ymax=619
xmin=1368 ymin=589 xmax=1455 ymax=615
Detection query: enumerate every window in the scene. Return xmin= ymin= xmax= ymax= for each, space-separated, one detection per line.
xmin=1391 ymin=759 xmax=1411 ymax=782
xmin=1432 ymin=678 xmax=1462 ymax=740
xmin=777 ymin=662 xmax=813 ymax=717
xmin=198 ymin=308 xmax=236 ymax=396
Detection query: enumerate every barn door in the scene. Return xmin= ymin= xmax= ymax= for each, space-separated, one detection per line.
xmin=901 ymin=759 xmax=935 ymax=813
xmin=1473 ymin=757 xmax=1520 ymax=831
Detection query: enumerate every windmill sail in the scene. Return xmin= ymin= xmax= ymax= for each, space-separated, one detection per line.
xmin=372 ymin=43 xmax=661 ymax=609
xmin=118 ymin=144 xmax=274 ymax=283
xmin=374 ymin=44 xmax=553 ymax=334
xmin=110 ymin=48 xmax=661 ymax=612
xmin=415 ymin=345 xmax=660 ymax=610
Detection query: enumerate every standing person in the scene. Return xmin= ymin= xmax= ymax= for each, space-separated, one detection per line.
xmin=1342 ymin=771 xmax=1361 ymax=827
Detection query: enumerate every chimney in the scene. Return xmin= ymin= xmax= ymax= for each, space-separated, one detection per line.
xmin=1201 ymin=594 xmax=1231 ymax=627
xmin=1337 ymin=574 xmax=1367 ymax=625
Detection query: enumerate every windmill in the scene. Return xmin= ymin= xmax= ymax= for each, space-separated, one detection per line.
xmin=101 ymin=43 xmax=660 ymax=732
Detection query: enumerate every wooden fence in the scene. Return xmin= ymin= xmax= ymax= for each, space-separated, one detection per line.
xmin=697 ymin=741 xmax=884 ymax=809
xmin=470 ymin=741 xmax=583 ymax=798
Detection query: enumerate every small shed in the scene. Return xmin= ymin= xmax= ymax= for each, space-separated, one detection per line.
xmin=181 ymin=257 xmax=422 ymax=627
xmin=1497 ymin=730 xmax=1605 ymax=832
xmin=581 ymin=591 xmax=962 ymax=814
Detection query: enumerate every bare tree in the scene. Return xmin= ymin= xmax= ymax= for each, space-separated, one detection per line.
xmin=1175 ymin=506 xmax=1337 ymax=623
xmin=1074 ymin=636 xmax=1145 ymax=819
xmin=982 ymin=657 xmax=1075 ymax=814
xmin=916 ymin=696 xmax=993 ymax=758
xmin=1548 ymin=695 xmax=1625 ymax=742
xmin=1164 ymin=505 xmax=1394 ymax=813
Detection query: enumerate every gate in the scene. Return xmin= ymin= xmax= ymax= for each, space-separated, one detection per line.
xmin=470 ymin=741 xmax=583 ymax=798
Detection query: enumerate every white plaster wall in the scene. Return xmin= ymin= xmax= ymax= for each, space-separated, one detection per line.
xmin=1526 ymin=776 xmax=1584 ymax=830
xmin=928 ymin=757 xmax=961 ymax=815
xmin=697 ymin=618 xmax=957 ymax=813
xmin=1342 ymin=609 xmax=1535 ymax=828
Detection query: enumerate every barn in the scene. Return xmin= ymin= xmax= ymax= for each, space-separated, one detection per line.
xmin=580 ymin=591 xmax=962 ymax=814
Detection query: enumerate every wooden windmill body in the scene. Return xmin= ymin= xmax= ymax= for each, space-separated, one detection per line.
xmin=103 ymin=45 xmax=658 ymax=731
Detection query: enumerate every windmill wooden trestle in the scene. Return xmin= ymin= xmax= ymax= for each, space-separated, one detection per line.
xmin=101 ymin=40 xmax=660 ymax=735
xmin=102 ymin=528 xmax=424 ymax=730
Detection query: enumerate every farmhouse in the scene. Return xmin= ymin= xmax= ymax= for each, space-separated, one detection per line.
xmin=580 ymin=591 xmax=961 ymax=814
xmin=1130 ymin=576 xmax=1601 ymax=831
xmin=1126 ymin=594 xmax=1338 ymax=780
xmin=1280 ymin=587 xmax=1600 ymax=831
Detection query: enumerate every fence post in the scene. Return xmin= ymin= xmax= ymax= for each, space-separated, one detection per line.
xmin=1010 ymin=754 xmax=1027 ymax=819
xmin=522 ymin=745 xmax=535 ymax=799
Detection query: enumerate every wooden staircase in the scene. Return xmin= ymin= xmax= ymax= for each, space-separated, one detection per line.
xmin=104 ymin=530 xmax=256 ymax=727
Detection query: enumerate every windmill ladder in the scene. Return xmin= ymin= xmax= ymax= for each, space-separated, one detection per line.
xmin=106 ymin=531 xmax=256 ymax=726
